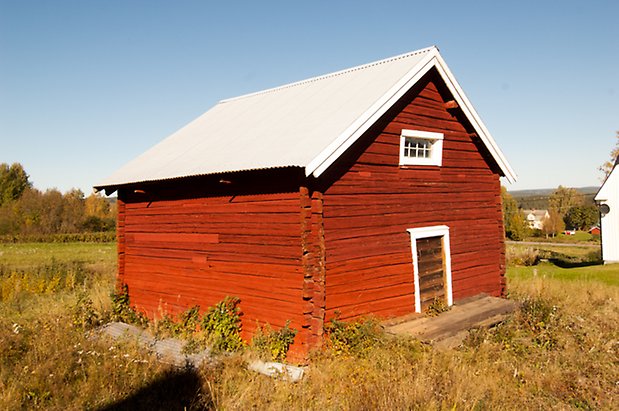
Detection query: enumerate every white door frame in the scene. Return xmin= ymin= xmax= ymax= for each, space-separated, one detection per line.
xmin=407 ymin=225 xmax=453 ymax=313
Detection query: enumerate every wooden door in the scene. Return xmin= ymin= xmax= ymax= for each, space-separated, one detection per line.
xmin=416 ymin=236 xmax=446 ymax=311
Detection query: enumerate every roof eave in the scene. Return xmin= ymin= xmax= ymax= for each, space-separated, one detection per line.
xmin=93 ymin=165 xmax=306 ymax=196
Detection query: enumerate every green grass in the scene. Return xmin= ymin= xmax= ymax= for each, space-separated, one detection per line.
xmin=0 ymin=242 xmax=116 ymax=269
xmin=524 ymin=230 xmax=599 ymax=244
xmin=556 ymin=230 xmax=596 ymax=242
xmin=508 ymin=261 xmax=619 ymax=287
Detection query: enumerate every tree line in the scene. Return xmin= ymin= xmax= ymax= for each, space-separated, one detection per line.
xmin=502 ymin=185 xmax=599 ymax=240
xmin=502 ymin=130 xmax=619 ymax=241
xmin=0 ymin=163 xmax=116 ymax=237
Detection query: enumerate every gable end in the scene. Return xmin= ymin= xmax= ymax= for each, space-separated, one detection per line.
xmin=306 ymin=48 xmax=516 ymax=183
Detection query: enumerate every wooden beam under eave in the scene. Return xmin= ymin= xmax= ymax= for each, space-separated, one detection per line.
xmin=443 ymin=100 xmax=458 ymax=109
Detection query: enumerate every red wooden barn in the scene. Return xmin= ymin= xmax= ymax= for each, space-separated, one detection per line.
xmin=95 ymin=46 xmax=516 ymax=358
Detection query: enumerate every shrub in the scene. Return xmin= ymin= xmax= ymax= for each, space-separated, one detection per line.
xmin=152 ymin=314 xmax=176 ymax=337
xmin=506 ymin=247 xmax=539 ymax=266
xmin=250 ymin=321 xmax=297 ymax=361
xmin=323 ymin=316 xmax=384 ymax=356
xmin=0 ymin=232 xmax=116 ymax=243
xmin=536 ymin=248 xmax=602 ymax=266
xmin=71 ymin=291 xmax=105 ymax=330
xmin=127 ymin=297 xmax=245 ymax=354
xmin=201 ymin=296 xmax=244 ymax=352
xmin=80 ymin=216 xmax=115 ymax=232
xmin=584 ymin=248 xmax=602 ymax=263
xmin=150 ymin=306 xmax=207 ymax=354
xmin=425 ymin=297 xmax=450 ymax=317
xmin=175 ymin=305 xmax=202 ymax=338
xmin=110 ymin=284 xmax=148 ymax=326
xmin=152 ymin=305 xmax=202 ymax=342
xmin=530 ymin=228 xmax=543 ymax=238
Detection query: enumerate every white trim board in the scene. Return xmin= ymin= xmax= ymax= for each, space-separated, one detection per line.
xmin=407 ymin=225 xmax=453 ymax=313
xmin=399 ymin=129 xmax=444 ymax=167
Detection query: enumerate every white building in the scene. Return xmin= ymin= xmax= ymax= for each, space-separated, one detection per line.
xmin=595 ymin=161 xmax=619 ymax=263
xmin=522 ymin=209 xmax=549 ymax=230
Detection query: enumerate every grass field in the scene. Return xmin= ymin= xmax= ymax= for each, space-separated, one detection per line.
xmin=508 ymin=261 xmax=619 ymax=286
xmin=524 ymin=230 xmax=599 ymax=244
xmin=0 ymin=242 xmax=116 ymax=268
xmin=1 ymin=242 xmax=617 ymax=409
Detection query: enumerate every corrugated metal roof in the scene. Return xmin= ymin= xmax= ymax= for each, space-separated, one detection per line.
xmin=96 ymin=46 xmax=516 ymax=190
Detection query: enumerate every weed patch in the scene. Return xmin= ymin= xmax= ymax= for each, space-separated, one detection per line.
xmin=148 ymin=297 xmax=246 ymax=355
xmin=250 ymin=321 xmax=298 ymax=361
xmin=323 ymin=316 xmax=384 ymax=356
xmin=110 ymin=284 xmax=148 ymax=326
xmin=425 ymin=296 xmax=451 ymax=317
xmin=201 ymin=296 xmax=244 ymax=353
xmin=0 ymin=261 xmax=90 ymax=302
xmin=506 ymin=246 xmax=539 ymax=266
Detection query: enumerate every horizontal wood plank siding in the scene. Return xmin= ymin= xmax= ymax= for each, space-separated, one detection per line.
xmin=322 ymin=72 xmax=504 ymax=321
xmin=118 ymin=187 xmax=305 ymax=340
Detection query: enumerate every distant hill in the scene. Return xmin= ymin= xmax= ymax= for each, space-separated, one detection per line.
xmin=508 ymin=186 xmax=599 ymax=210
xmin=508 ymin=186 xmax=599 ymax=197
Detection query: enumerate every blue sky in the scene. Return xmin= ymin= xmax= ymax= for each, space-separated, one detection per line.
xmin=1 ymin=0 xmax=617 ymax=194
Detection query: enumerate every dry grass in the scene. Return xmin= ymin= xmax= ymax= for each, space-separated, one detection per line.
xmin=1 ymin=242 xmax=617 ymax=409
xmin=198 ymin=277 xmax=618 ymax=410
xmin=506 ymin=246 xmax=539 ymax=266
xmin=0 ymin=243 xmax=185 ymax=409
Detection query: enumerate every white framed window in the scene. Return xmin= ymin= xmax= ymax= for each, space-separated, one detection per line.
xmin=407 ymin=225 xmax=453 ymax=313
xmin=399 ymin=129 xmax=444 ymax=166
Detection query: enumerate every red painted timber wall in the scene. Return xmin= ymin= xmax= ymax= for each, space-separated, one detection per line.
xmin=114 ymin=68 xmax=507 ymax=357
xmin=116 ymin=173 xmax=314 ymax=357
xmin=320 ymin=70 xmax=506 ymax=321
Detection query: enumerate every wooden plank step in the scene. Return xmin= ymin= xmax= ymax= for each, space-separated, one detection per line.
xmin=384 ymin=295 xmax=517 ymax=346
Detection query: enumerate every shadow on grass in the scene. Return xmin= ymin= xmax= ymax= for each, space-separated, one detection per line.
xmin=97 ymin=368 xmax=210 ymax=411
xmin=547 ymin=258 xmax=603 ymax=269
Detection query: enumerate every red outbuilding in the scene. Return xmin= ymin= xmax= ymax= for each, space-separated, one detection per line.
xmin=95 ymin=46 xmax=517 ymax=359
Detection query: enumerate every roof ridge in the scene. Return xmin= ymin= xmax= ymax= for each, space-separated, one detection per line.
xmin=220 ymin=46 xmax=438 ymax=104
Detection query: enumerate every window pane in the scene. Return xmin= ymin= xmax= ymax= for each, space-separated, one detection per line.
xmin=404 ymin=137 xmax=432 ymax=158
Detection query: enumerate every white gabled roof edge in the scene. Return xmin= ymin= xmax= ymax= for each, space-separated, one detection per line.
xmin=594 ymin=157 xmax=619 ymax=202
xmin=306 ymin=46 xmax=517 ymax=183
xmin=595 ymin=169 xmax=614 ymax=202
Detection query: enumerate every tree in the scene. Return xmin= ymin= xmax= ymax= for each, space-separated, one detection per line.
xmin=564 ymin=205 xmax=599 ymax=230
xmin=85 ymin=192 xmax=111 ymax=219
xmin=61 ymin=189 xmax=85 ymax=232
xmin=1 ymin=180 xmax=117 ymax=235
xmin=542 ymin=209 xmax=565 ymax=238
xmin=507 ymin=212 xmax=529 ymax=241
xmin=501 ymin=186 xmax=532 ymax=240
xmin=0 ymin=163 xmax=31 ymax=206
xmin=599 ymin=130 xmax=619 ymax=178
xmin=548 ymin=186 xmax=584 ymax=217
xmin=501 ymin=186 xmax=519 ymax=235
